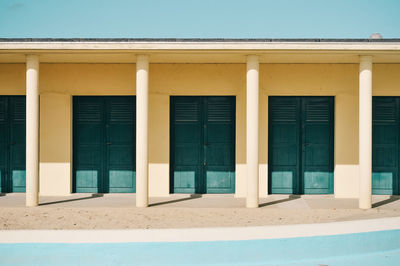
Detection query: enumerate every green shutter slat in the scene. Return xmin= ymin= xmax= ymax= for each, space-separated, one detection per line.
xmin=270 ymin=99 xmax=297 ymax=122
xmin=305 ymin=99 xmax=330 ymax=122
xmin=206 ymin=98 xmax=233 ymax=122
xmin=373 ymin=98 xmax=397 ymax=124
xmin=174 ymin=101 xmax=201 ymax=122
xmin=109 ymin=101 xmax=134 ymax=122
xmin=76 ymin=100 xmax=102 ymax=122
xmin=11 ymin=98 xmax=26 ymax=121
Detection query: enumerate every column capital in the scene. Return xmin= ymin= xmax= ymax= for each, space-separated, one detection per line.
xmin=136 ymin=55 xmax=149 ymax=71
xmin=247 ymin=55 xmax=259 ymax=73
xmin=359 ymin=55 xmax=373 ymax=63
xmin=26 ymin=55 xmax=39 ymax=68
xmin=26 ymin=54 xmax=39 ymax=60
xmin=247 ymin=55 xmax=259 ymax=62
xmin=136 ymin=54 xmax=149 ymax=61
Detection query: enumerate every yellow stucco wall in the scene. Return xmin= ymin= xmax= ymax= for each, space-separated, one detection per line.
xmin=0 ymin=63 xmax=399 ymax=197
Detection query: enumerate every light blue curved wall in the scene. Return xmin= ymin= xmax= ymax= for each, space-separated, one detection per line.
xmin=1 ymin=229 xmax=400 ymax=265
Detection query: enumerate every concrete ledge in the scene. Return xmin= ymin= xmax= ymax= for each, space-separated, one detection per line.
xmin=1 ymin=216 xmax=400 ymax=243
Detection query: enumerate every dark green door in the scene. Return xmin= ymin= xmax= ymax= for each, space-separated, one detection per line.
xmin=73 ymin=96 xmax=136 ymax=193
xmin=0 ymin=96 xmax=26 ymax=193
xmin=171 ymin=96 xmax=235 ymax=194
xmin=269 ymin=96 xmax=334 ymax=194
xmin=372 ymin=97 xmax=399 ymax=195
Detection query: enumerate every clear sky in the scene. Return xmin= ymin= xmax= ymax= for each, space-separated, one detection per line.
xmin=0 ymin=0 xmax=399 ymax=38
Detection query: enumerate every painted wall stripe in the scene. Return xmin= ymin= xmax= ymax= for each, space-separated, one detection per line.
xmin=0 ymin=217 xmax=400 ymax=243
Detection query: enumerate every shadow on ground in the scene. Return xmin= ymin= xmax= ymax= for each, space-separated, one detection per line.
xmin=39 ymin=194 xmax=104 ymax=206
xmin=372 ymin=196 xmax=400 ymax=208
xmin=259 ymin=195 xmax=301 ymax=208
xmin=149 ymin=194 xmax=202 ymax=207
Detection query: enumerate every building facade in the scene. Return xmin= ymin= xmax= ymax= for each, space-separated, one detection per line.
xmin=0 ymin=39 xmax=400 ymax=208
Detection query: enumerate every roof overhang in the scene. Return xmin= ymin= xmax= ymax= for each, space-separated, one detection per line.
xmin=1 ymin=39 xmax=400 ymax=64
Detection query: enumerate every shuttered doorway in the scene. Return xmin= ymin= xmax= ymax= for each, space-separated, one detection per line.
xmin=73 ymin=96 xmax=136 ymax=193
xmin=268 ymin=96 xmax=334 ymax=194
xmin=0 ymin=96 xmax=26 ymax=192
xmin=170 ymin=96 xmax=235 ymax=194
xmin=372 ymin=97 xmax=400 ymax=195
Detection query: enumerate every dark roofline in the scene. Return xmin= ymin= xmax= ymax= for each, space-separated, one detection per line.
xmin=0 ymin=38 xmax=400 ymax=43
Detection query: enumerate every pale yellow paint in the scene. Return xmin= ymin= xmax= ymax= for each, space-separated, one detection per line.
xmin=148 ymin=94 xmax=170 ymax=196
xmin=1 ymin=63 xmax=400 ymax=198
xmin=373 ymin=64 xmax=400 ymax=95
xmin=2 ymin=52 xmax=400 ymax=64
xmin=39 ymin=93 xmax=72 ymax=195
xmin=0 ymin=64 xmax=25 ymax=94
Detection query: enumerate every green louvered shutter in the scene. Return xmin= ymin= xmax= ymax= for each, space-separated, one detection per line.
xmin=372 ymin=97 xmax=398 ymax=195
xmin=74 ymin=97 xmax=103 ymax=193
xmin=171 ymin=97 xmax=202 ymax=193
xmin=269 ymin=97 xmax=301 ymax=194
xmin=9 ymin=96 xmax=26 ymax=192
xmin=204 ymin=96 xmax=235 ymax=193
xmin=0 ymin=97 xmax=7 ymax=192
xmin=106 ymin=97 xmax=136 ymax=193
xmin=302 ymin=97 xmax=334 ymax=194
xmin=0 ymin=96 xmax=26 ymax=193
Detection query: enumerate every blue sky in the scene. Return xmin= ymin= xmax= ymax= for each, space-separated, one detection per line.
xmin=0 ymin=0 xmax=399 ymax=38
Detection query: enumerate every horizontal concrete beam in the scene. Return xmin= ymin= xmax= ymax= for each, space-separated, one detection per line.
xmin=0 ymin=41 xmax=400 ymax=51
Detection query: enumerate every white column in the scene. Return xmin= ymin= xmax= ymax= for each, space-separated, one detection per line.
xmin=136 ymin=55 xmax=149 ymax=207
xmin=26 ymin=55 xmax=39 ymax=207
xmin=359 ymin=55 xmax=373 ymax=209
xmin=246 ymin=55 xmax=259 ymax=208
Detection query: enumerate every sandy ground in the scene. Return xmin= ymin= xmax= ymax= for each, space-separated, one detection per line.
xmin=1 ymin=207 xmax=400 ymax=230
xmin=0 ymin=194 xmax=399 ymax=229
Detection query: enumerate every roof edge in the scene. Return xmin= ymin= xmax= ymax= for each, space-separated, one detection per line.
xmin=1 ymin=38 xmax=400 ymax=43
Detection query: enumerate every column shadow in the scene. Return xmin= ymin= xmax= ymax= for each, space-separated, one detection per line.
xmin=39 ymin=194 xmax=104 ymax=206
xmin=372 ymin=196 xmax=400 ymax=208
xmin=149 ymin=194 xmax=202 ymax=207
xmin=259 ymin=195 xmax=301 ymax=207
